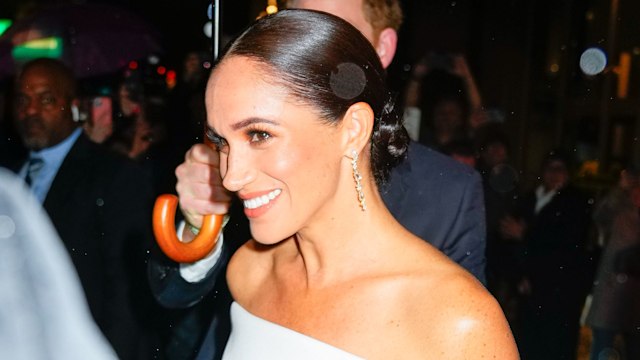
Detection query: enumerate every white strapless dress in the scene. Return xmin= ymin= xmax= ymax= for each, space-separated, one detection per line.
xmin=222 ymin=302 xmax=364 ymax=359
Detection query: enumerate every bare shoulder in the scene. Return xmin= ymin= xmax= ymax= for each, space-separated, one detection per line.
xmin=398 ymin=266 xmax=519 ymax=359
xmin=226 ymin=239 xmax=275 ymax=302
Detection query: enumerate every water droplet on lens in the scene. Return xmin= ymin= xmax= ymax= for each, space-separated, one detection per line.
xmin=0 ymin=215 xmax=16 ymax=238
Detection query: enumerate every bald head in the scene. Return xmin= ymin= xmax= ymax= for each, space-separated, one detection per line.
xmin=19 ymin=58 xmax=77 ymax=101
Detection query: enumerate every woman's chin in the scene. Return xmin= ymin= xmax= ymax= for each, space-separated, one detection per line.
xmin=249 ymin=229 xmax=288 ymax=247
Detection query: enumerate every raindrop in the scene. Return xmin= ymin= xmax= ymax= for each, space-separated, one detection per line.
xmin=0 ymin=215 xmax=16 ymax=238
xmin=330 ymin=63 xmax=366 ymax=100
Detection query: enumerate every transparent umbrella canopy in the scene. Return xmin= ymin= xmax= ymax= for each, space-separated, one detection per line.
xmin=0 ymin=3 xmax=164 ymax=79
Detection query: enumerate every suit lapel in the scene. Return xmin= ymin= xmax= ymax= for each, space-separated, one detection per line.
xmin=43 ymin=134 xmax=93 ymax=214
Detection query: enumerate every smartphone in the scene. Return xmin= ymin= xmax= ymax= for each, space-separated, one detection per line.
xmin=83 ymin=96 xmax=113 ymax=143
xmin=91 ymin=96 xmax=113 ymax=127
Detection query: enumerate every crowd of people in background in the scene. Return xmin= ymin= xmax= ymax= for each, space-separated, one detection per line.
xmin=0 ymin=1 xmax=639 ymax=359
xmin=404 ymin=47 xmax=640 ymax=359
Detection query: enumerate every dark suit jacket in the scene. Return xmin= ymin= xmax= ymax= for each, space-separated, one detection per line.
xmin=5 ymin=133 xmax=160 ymax=360
xmin=382 ymin=141 xmax=486 ymax=280
xmin=149 ymin=140 xmax=486 ymax=359
xmin=514 ymin=184 xmax=593 ymax=311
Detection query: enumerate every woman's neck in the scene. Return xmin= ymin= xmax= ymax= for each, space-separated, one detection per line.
xmin=281 ymin=182 xmax=402 ymax=288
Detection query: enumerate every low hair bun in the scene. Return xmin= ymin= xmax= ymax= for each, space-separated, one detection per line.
xmin=370 ymin=92 xmax=409 ymax=185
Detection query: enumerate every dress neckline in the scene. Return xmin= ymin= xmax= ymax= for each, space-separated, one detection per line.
xmin=228 ymin=301 xmax=364 ymax=359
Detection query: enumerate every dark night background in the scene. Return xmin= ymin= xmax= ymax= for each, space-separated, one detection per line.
xmin=1 ymin=0 xmax=639 ymax=189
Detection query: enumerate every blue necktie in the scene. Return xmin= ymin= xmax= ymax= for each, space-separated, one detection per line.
xmin=25 ymin=157 xmax=44 ymax=187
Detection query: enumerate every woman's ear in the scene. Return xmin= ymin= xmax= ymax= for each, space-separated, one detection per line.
xmin=341 ymin=102 xmax=374 ymax=156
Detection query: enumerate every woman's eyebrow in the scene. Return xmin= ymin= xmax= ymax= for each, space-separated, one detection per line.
xmin=230 ymin=117 xmax=279 ymax=131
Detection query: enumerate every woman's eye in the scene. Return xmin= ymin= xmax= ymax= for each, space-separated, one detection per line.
xmin=206 ymin=128 xmax=229 ymax=152
xmin=249 ymin=131 xmax=271 ymax=143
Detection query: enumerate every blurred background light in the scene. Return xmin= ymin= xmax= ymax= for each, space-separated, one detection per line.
xmin=12 ymin=36 xmax=62 ymax=61
xmin=579 ymin=47 xmax=607 ymax=76
xmin=203 ymin=21 xmax=212 ymax=38
xmin=0 ymin=19 xmax=11 ymax=36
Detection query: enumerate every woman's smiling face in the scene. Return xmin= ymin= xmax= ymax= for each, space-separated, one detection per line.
xmin=205 ymin=56 xmax=346 ymax=244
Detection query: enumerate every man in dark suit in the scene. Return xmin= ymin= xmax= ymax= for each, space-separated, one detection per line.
xmin=501 ymin=151 xmax=593 ymax=360
xmin=3 ymin=58 xmax=161 ymax=360
xmin=149 ymin=0 xmax=486 ymax=358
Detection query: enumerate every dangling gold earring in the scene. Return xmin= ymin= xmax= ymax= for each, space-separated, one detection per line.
xmin=351 ymin=150 xmax=366 ymax=211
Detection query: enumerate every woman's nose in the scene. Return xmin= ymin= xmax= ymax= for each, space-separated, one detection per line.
xmin=221 ymin=149 xmax=256 ymax=192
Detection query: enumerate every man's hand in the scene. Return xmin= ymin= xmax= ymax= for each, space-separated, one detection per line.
xmin=175 ymin=144 xmax=232 ymax=232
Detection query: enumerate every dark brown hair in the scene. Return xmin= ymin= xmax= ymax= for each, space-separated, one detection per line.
xmin=217 ymin=9 xmax=408 ymax=185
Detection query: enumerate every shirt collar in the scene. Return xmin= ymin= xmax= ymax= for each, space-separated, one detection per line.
xmin=29 ymin=127 xmax=82 ymax=166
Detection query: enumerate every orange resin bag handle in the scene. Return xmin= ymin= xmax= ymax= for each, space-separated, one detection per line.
xmin=153 ymin=194 xmax=224 ymax=263
xmin=153 ymin=134 xmax=224 ymax=262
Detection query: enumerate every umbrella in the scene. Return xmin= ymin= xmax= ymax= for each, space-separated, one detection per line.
xmin=0 ymin=3 xmax=164 ymax=79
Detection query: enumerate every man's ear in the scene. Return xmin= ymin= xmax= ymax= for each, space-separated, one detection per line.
xmin=341 ymin=102 xmax=374 ymax=155
xmin=375 ymin=28 xmax=398 ymax=69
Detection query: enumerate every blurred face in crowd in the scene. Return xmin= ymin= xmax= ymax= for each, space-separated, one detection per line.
xmin=433 ymin=99 xmax=465 ymax=137
xmin=184 ymin=52 xmax=202 ymax=77
xmin=481 ymin=142 xmax=508 ymax=168
xmin=290 ymin=0 xmax=376 ymax=44
xmin=542 ymin=159 xmax=569 ymax=192
xmin=14 ymin=65 xmax=77 ymax=151
xmin=620 ymin=170 xmax=640 ymax=207
xmin=289 ymin=0 xmax=398 ymax=69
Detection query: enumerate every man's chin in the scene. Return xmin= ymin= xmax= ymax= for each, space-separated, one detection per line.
xmin=21 ymin=136 xmax=49 ymax=151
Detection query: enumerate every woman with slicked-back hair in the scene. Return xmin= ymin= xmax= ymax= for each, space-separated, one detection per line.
xmin=196 ymin=10 xmax=518 ymax=359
